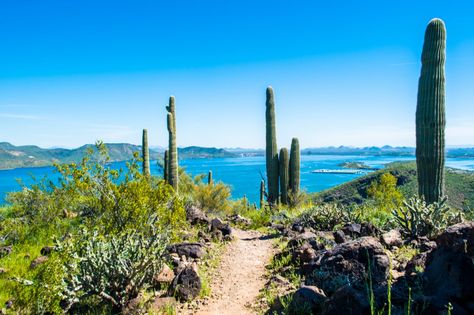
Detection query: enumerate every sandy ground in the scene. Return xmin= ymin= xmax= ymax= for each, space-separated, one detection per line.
xmin=179 ymin=229 xmax=275 ymax=315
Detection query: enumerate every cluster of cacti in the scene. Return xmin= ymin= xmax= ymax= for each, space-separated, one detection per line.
xmin=265 ymin=86 xmax=279 ymax=204
xmin=142 ymin=129 xmax=150 ymax=177
xmin=265 ymin=86 xmax=301 ymax=206
xmin=166 ymin=96 xmax=178 ymax=191
xmin=416 ymin=18 xmax=446 ymax=204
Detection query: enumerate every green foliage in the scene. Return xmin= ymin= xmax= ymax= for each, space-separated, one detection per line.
xmin=59 ymin=227 xmax=169 ymax=312
xmin=392 ymin=196 xmax=462 ymax=238
xmin=416 ymin=18 xmax=446 ymax=204
xmin=367 ymin=173 xmax=403 ymax=212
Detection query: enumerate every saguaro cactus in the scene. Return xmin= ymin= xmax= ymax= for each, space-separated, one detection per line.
xmin=260 ymin=179 xmax=265 ymax=209
xmin=163 ymin=150 xmax=168 ymax=181
xmin=289 ymin=138 xmax=300 ymax=193
xmin=416 ymin=18 xmax=446 ymax=204
xmin=208 ymin=170 xmax=213 ymax=185
xmin=265 ymin=86 xmax=279 ymax=204
xmin=166 ymin=96 xmax=178 ymax=191
xmin=142 ymin=129 xmax=150 ymax=177
xmin=279 ymin=148 xmax=289 ymax=204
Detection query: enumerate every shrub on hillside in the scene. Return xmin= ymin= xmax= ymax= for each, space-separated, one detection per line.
xmin=297 ymin=203 xmax=356 ymax=231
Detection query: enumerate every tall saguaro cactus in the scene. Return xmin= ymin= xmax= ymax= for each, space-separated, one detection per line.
xmin=208 ymin=170 xmax=213 ymax=186
xmin=279 ymin=148 xmax=289 ymax=204
xmin=166 ymin=96 xmax=178 ymax=191
xmin=416 ymin=18 xmax=446 ymax=204
xmin=260 ymin=179 xmax=265 ymax=209
xmin=289 ymin=138 xmax=300 ymax=193
xmin=163 ymin=150 xmax=169 ymax=181
xmin=265 ymin=86 xmax=279 ymax=204
xmin=142 ymin=129 xmax=150 ymax=177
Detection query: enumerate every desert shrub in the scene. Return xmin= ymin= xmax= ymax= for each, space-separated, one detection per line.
xmin=392 ymin=196 xmax=463 ymax=238
xmin=350 ymin=202 xmax=395 ymax=230
xmin=287 ymin=190 xmax=310 ymax=209
xmin=297 ymin=203 xmax=356 ymax=231
xmin=59 ymin=226 xmax=169 ymax=312
xmin=367 ymin=172 xmax=403 ymax=212
xmin=179 ymin=170 xmax=232 ymax=215
xmin=231 ymin=198 xmax=272 ymax=229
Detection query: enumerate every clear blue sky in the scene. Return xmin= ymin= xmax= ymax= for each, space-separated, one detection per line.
xmin=1 ymin=1 xmax=473 ymax=148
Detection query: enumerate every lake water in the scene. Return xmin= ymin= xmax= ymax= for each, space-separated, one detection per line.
xmin=1 ymin=155 xmax=474 ymax=204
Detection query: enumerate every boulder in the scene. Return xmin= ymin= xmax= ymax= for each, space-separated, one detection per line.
xmin=154 ymin=264 xmax=175 ymax=284
xmin=210 ymin=218 xmax=232 ymax=236
xmin=342 ymin=223 xmax=361 ymax=237
xmin=289 ymin=285 xmax=327 ymax=314
xmin=360 ymin=222 xmax=380 ymax=237
xmin=292 ymin=242 xmax=318 ymax=264
xmin=333 ymin=230 xmax=346 ymax=244
xmin=288 ymin=231 xmax=318 ymax=247
xmin=312 ymin=237 xmax=389 ymax=290
xmin=291 ymin=223 xmax=304 ymax=233
xmin=228 ymin=214 xmax=251 ymax=226
xmin=169 ymin=265 xmax=202 ymax=301
xmin=30 ymin=256 xmax=48 ymax=268
xmin=168 ymin=243 xmax=205 ymax=259
xmin=186 ymin=205 xmax=210 ymax=225
xmin=321 ymin=285 xmax=370 ymax=315
xmin=422 ymin=247 xmax=474 ymax=312
xmin=381 ymin=229 xmax=403 ymax=248
xmin=436 ymin=221 xmax=474 ymax=255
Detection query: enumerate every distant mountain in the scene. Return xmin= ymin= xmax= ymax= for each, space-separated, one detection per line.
xmin=301 ymin=146 xmax=415 ymax=156
xmin=0 ymin=143 xmax=236 ymax=170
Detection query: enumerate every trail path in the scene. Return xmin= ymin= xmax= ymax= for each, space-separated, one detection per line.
xmin=179 ymin=229 xmax=276 ymax=315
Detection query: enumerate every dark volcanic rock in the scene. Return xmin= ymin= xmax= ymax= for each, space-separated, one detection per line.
xmin=186 ymin=205 xmax=210 ymax=225
xmin=333 ymin=230 xmax=346 ymax=244
xmin=342 ymin=223 xmax=361 ymax=237
xmin=169 ymin=265 xmax=202 ymax=301
xmin=436 ymin=221 xmax=474 ymax=255
xmin=40 ymin=246 xmax=54 ymax=256
xmin=311 ymin=237 xmax=389 ymax=291
xmin=381 ymin=229 xmax=403 ymax=248
xmin=289 ymin=285 xmax=327 ymax=314
xmin=210 ymin=218 xmax=232 ymax=236
xmin=321 ymin=285 xmax=370 ymax=315
xmin=168 ymin=243 xmax=205 ymax=259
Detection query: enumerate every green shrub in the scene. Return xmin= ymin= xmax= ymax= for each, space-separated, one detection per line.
xmin=59 ymin=227 xmax=169 ymax=312
xmin=367 ymin=172 xmax=403 ymax=212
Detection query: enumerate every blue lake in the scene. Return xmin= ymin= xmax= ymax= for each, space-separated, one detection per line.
xmin=1 ymin=155 xmax=474 ymax=204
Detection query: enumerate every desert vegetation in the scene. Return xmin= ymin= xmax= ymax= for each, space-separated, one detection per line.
xmin=0 ymin=17 xmax=473 ymax=315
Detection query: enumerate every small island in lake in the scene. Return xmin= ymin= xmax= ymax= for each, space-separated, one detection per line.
xmin=338 ymin=161 xmax=380 ymax=170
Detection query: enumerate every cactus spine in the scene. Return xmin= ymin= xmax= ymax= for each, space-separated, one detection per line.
xmin=289 ymin=138 xmax=300 ymax=193
xmin=142 ymin=129 xmax=150 ymax=177
xmin=260 ymin=179 xmax=265 ymax=209
xmin=163 ymin=150 xmax=168 ymax=181
xmin=416 ymin=18 xmax=446 ymax=204
xmin=208 ymin=170 xmax=213 ymax=185
xmin=166 ymin=96 xmax=178 ymax=191
xmin=279 ymin=148 xmax=289 ymax=204
xmin=265 ymin=86 xmax=279 ymax=204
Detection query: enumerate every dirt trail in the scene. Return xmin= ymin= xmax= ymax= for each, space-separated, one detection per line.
xmin=179 ymin=229 xmax=275 ymax=315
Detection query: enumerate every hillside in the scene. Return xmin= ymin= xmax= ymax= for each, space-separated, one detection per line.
xmin=315 ymin=161 xmax=474 ymax=211
xmin=0 ymin=143 xmax=237 ymax=170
